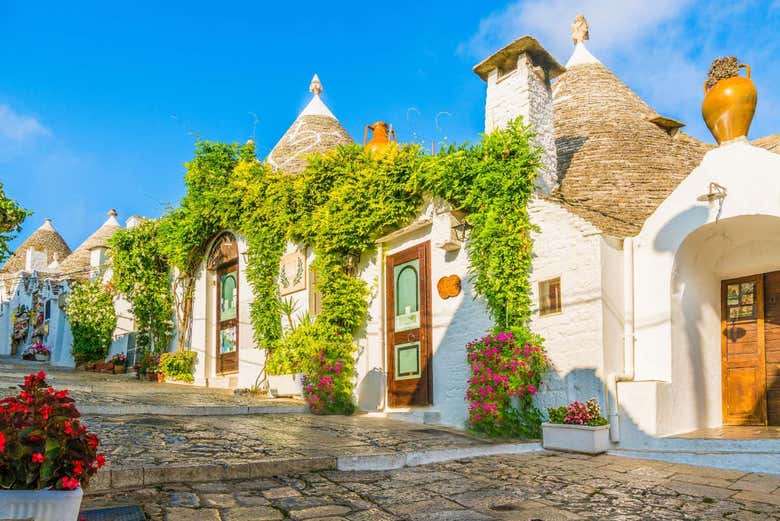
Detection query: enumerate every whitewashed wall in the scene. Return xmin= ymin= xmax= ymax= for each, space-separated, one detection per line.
xmin=622 ymin=141 xmax=780 ymax=438
xmin=528 ymin=197 xmax=608 ymax=411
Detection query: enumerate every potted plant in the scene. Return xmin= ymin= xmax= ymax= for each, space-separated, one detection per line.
xmin=22 ymin=342 xmax=50 ymax=362
xmin=0 ymin=371 xmax=106 ymax=521
xmin=107 ymin=353 xmax=127 ymax=374
xmin=542 ymin=398 xmax=610 ymax=454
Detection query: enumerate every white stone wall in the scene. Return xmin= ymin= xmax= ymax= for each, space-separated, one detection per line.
xmin=528 ymin=197 xmax=607 ymax=411
xmin=484 ymin=54 xmax=558 ymax=194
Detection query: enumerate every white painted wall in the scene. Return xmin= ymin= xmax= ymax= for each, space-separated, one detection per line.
xmin=623 ymin=140 xmax=780 ymax=438
xmin=528 ymin=197 xmax=609 ymax=411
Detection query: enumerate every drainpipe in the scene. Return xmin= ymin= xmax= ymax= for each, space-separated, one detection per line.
xmin=607 ymin=237 xmax=637 ymax=442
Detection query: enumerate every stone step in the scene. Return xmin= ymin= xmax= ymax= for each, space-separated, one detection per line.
xmin=89 ymin=456 xmax=337 ymax=492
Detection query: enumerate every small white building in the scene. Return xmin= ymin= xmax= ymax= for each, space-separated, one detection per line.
xmin=0 ymin=210 xmax=136 ymax=366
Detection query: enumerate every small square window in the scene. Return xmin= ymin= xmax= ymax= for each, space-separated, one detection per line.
xmin=539 ymin=277 xmax=562 ymax=316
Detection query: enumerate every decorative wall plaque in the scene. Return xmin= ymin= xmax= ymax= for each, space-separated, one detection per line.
xmin=436 ymin=275 xmax=461 ymax=299
xmin=279 ymin=249 xmax=307 ymax=296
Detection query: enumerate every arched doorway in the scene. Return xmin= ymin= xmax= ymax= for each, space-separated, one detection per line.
xmin=672 ymin=215 xmax=780 ymax=428
xmin=208 ymin=233 xmax=239 ymax=374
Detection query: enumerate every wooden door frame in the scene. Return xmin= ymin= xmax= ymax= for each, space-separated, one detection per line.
xmin=216 ymin=260 xmax=239 ymax=375
xmin=385 ymin=241 xmax=433 ymax=407
xmin=721 ymin=274 xmax=768 ymax=425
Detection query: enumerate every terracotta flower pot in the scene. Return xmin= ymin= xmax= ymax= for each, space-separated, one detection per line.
xmin=702 ymin=63 xmax=757 ymax=144
xmin=155 ymin=372 xmax=165 ymax=383
xmin=113 ymin=364 xmax=126 ymax=374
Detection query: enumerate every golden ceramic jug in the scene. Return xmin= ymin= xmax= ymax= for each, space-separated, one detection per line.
xmin=702 ymin=63 xmax=757 ymax=144
xmin=364 ymin=122 xmax=396 ymax=155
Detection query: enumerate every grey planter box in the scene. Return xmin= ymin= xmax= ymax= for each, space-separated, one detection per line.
xmin=542 ymin=422 xmax=611 ymax=454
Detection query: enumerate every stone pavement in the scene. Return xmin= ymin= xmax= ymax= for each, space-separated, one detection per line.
xmin=0 ymin=358 xmax=303 ymax=414
xmin=84 ymin=413 xmax=535 ymax=490
xmin=81 ymin=452 xmax=780 ymax=520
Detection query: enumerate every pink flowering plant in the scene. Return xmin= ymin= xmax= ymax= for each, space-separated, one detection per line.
xmin=0 ymin=372 xmax=106 ymax=490
xmin=466 ymin=329 xmax=550 ymax=438
xmin=547 ymin=398 xmax=608 ymax=427
xmin=302 ymin=331 xmax=355 ymax=415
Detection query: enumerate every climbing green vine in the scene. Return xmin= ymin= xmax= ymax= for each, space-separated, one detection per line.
xmin=111 ymin=117 xmax=544 ymax=424
xmin=109 ymin=219 xmax=174 ymax=353
xmin=0 ymin=181 xmax=31 ymax=262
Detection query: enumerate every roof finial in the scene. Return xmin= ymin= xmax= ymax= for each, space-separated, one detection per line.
xmin=309 ymin=74 xmax=323 ymax=96
xmin=108 ymin=209 xmax=117 ymax=217
xmin=571 ymin=15 xmax=589 ymax=45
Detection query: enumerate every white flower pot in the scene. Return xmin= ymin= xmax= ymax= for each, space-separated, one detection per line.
xmin=542 ymin=422 xmax=611 ymax=454
xmin=268 ymin=373 xmax=304 ymax=397
xmin=0 ymin=487 xmax=83 ymax=521
xmin=34 ymin=353 xmax=49 ymax=362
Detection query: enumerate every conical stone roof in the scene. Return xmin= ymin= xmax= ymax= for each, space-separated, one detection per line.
xmin=267 ymin=75 xmax=352 ymax=174
xmin=1 ymin=218 xmax=71 ymax=275
xmin=550 ymin=40 xmax=712 ymax=237
xmin=57 ymin=210 xmax=122 ymax=279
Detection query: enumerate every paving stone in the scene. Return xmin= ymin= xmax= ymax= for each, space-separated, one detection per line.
xmin=164 ymin=507 xmax=220 ymax=521
xmin=167 ymin=492 xmax=200 ymax=508
xmin=235 ymin=493 xmax=272 ymax=506
xmin=730 ymin=475 xmax=780 ymax=493
xmin=263 ymin=486 xmax=302 ymax=499
xmin=289 ymin=505 xmax=353 ymax=519
xmin=665 ymin=480 xmax=738 ymax=499
xmin=200 ymin=493 xmax=238 ymax=507
xmin=221 ymin=506 xmax=285 ymax=520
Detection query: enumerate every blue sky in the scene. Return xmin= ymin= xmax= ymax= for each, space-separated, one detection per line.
xmin=1 ymin=0 xmax=778 ymax=253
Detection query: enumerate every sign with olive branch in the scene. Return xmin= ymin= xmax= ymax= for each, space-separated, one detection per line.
xmin=279 ymin=249 xmax=306 ymax=296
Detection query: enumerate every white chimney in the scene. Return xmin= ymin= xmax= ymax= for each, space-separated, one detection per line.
xmin=474 ymin=36 xmax=565 ymax=195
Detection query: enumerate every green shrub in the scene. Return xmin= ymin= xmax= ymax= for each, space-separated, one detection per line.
xmin=67 ymin=280 xmax=117 ymax=363
xmin=158 ymin=351 xmax=197 ymax=382
xmin=547 ymin=406 xmax=567 ymax=424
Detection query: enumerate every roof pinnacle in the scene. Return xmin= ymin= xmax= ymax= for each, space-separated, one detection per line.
xmin=571 ymin=15 xmax=589 ymax=45
xmin=309 ymin=74 xmax=323 ymax=96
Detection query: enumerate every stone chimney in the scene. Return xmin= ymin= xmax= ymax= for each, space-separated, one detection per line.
xmin=473 ymin=36 xmax=565 ymax=194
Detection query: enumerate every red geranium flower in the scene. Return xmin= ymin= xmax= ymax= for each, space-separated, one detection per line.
xmin=32 ymin=452 xmax=45 ymax=464
xmin=0 ymin=432 xmax=6 ymax=452
xmin=61 ymin=476 xmax=80 ymax=490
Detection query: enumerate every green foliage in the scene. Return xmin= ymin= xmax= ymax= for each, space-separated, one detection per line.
xmin=159 ymin=351 xmax=197 ymax=383
xmin=66 ymin=280 xmax=117 ymax=363
xmin=547 ymin=406 xmax=567 ymax=424
xmin=0 ymin=181 xmax=31 ymax=262
xmin=109 ymin=219 xmax=173 ymax=353
xmin=111 ymin=117 xmax=545 ymax=420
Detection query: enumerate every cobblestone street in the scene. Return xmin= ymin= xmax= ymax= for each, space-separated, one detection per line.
xmin=82 ymin=452 xmax=780 ymax=521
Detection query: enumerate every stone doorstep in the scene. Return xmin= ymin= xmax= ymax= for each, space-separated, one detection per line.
xmin=79 ymin=404 xmax=308 ymax=416
xmin=87 ymin=457 xmax=337 ymax=492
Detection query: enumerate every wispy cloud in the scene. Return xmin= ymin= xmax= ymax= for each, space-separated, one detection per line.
xmin=459 ymin=0 xmax=694 ymax=59
xmin=459 ymin=0 xmax=780 ymax=141
xmin=0 ymin=104 xmax=49 ymax=143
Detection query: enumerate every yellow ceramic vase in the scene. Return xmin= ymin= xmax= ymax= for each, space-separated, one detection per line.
xmin=702 ymin=63 xmax=757 ymax=144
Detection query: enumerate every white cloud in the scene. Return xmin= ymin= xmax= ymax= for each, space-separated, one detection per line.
xmin=459 ymin=0 xmax=695 ymax=59
xmin=0 ymin=104 xmax=49 ymax=143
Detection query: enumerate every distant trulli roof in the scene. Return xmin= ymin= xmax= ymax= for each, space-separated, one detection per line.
xmin=0 ymin=218 xmax=71 ymax=275
xmin=267 ymin=74 xmax=353 ymax=174
xmin=550 ymin=22 xmax=713 ymax=237
xmin=57 ymin=209 xmax=122 ymax=279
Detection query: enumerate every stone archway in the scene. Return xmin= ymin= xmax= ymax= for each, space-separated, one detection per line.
xmin=671 ymin=215 xmax=780 ymax=429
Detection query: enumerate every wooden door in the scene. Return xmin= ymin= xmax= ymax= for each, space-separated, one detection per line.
xmin=217 ymin=261 xmax=239 ymax=374
xmin=386 ymin=242 xmax=432 ymax=407
xmin=763 ymin=271 xmax=780 ymax=425
xmin=721 ymin=275 xmax=767 ymax=425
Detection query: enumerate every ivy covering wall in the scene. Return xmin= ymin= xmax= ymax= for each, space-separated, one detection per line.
xmin=110 ymin=118 xmax=546 ymax=424
xmin=66 ymin=280 xmax=117 ymax=363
